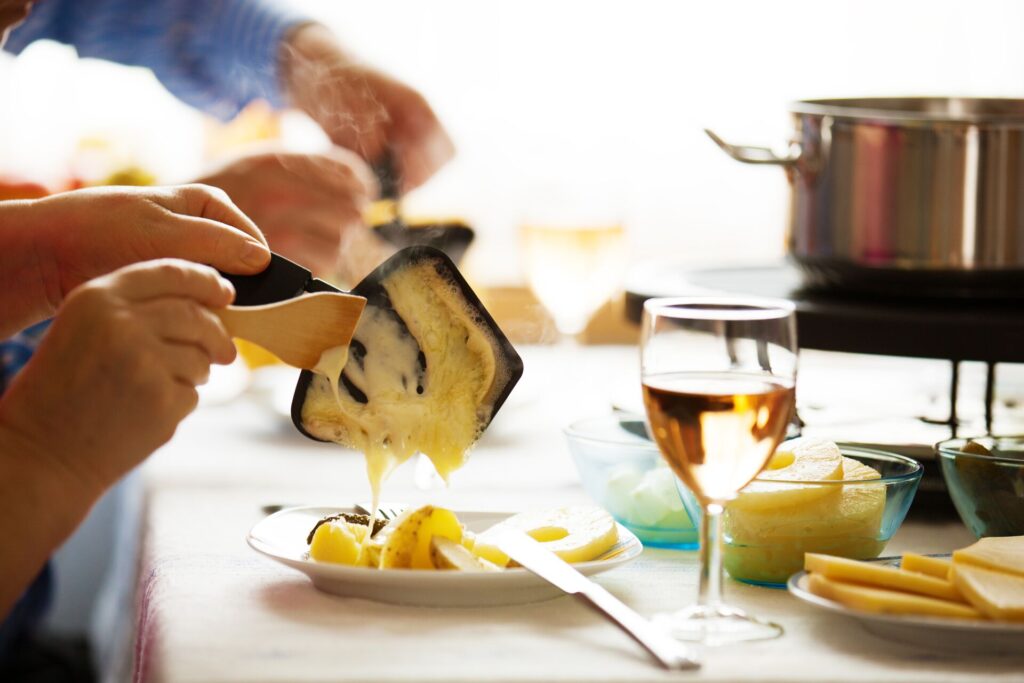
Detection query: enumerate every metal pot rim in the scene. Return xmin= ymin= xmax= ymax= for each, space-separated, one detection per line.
xmin=791 ymin=96 xmax=1024 ymax=125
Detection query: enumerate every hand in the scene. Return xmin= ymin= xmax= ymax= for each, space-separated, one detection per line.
xmin=282 ymin=23 xmax=455 ymax=194
xmin=0 ymin=184 xmax=270 ymax=335
xmin=0 ymin=259 xmax=237 ymax=495
xmin=196 ymin=147 xmax=380 ymax=277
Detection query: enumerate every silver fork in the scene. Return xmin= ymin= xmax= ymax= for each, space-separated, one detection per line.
xmin=355 ymin=502 xmax=405 ymax=520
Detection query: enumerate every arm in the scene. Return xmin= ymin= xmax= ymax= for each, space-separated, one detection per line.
xmin=281 ymin=23 xmax=455 ymax=193
xmin=7 ymin=1 xmax=454 ymax=192
xmin=5 ymin=0 xmax=310 ymax=120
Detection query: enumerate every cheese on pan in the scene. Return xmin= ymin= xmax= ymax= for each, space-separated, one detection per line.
xmin=301 ymin=258 xmax=512 ymax=505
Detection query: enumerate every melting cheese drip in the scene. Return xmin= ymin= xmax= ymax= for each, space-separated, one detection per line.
xmin=312 ymin=343 xmax=382 ymax=559
xmin=303 ymin=265 xmax=501 ymax=558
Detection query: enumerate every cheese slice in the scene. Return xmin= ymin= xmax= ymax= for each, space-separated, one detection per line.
xmin=950 ymin=563 xmax=1024 ymax=621
xmin=901 ymin=552 xmax=953 ymax=580
xmin=952 ymin=536 xmax=1024 ymax=579
xmin=806 ymin=573 xmax=982 ymax=620
xmin=805 ymin=553 xmax=964 ymax=602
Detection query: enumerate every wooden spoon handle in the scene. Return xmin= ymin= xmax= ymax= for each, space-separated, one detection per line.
xmin=215 ymin=292 xmax=365 ymax=370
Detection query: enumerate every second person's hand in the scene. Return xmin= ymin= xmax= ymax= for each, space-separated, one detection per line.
xmin=196 ymin=147 xmax=378 ymax=277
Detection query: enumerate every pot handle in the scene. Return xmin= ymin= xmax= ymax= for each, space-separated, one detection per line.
xmin=704 ymin=129 xmax=800 ymax=166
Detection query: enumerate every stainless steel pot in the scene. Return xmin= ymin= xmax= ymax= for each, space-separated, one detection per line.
xmin=708 ymin=97 xmax=1024 ymax=297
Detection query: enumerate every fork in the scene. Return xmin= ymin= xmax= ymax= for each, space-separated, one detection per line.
xmin=355 ymin=502 xmax=405 ymax=520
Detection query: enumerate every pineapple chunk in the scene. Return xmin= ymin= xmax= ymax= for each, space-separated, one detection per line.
xmin=901 ymin=552 xmax=953 ymax=580
xmin=473 ymin=507 xmax=618 ymax=567
xmin=309 ymin=521 xmax=372 ymax=566
xmin=731 ymin=438 xmax=845 ymax=511
xmin=378 ymin=505 xmax=464 ymax=569
xmin=807 ymin=573 xmax=982 ymax=620
xmin=950 ymin=564 xmax=1024 ymax=621
xmin=723 ymin=455 xmax=885 ymax=583
xmin=805 ymin=553 xmax=964 ymax=603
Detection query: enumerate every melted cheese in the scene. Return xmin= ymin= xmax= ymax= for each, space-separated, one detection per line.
xmin=301 ymin=261 xmax=504 ymax=506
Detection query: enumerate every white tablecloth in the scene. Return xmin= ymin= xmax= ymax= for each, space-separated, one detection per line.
xmin=131 ymin=346 xmax=1023 ymax=682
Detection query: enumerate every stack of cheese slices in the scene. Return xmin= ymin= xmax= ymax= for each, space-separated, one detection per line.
xmin=804 ymin=535 xmax=1024 ymax=622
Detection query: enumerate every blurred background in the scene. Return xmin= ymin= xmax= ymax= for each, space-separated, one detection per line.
xmin=4 ymin=0 xmax=1024 ymax=656
xmin=4 ymin=0 xmax=1024 ymax=284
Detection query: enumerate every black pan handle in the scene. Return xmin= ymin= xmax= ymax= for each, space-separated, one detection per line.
xmin=220 ymin=252 xmax=313 ymax=306
xmin=371 ymin=149 xmax=401 ymax=200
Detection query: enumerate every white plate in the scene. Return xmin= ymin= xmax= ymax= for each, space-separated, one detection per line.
xmin=788 ymin=565 xmax=1024 ymax=654
xmin=248 ymin=506 xmax=642 ymax=607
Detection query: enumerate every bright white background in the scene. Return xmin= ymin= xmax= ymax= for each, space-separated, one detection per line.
xmin=2 ymin=0 xmax=1024 ymax=283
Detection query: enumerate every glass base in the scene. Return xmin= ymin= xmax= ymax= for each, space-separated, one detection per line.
xmin=653 ymin=604 xmax=783 ymax=646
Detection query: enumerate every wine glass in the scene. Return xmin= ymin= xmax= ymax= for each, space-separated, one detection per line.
xmin=520 ymin=222 xmax=626 ymax=340
xmin=640 ymin=296 xmax=797 ymax=645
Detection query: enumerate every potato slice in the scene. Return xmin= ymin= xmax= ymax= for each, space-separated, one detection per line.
xmin=430 ymin=536 xmax=500 ymax=571
xmin=378 ymin=505 xmax=464 ymax=569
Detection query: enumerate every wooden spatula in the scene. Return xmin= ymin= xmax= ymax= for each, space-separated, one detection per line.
xmin=216 ymin=292 xmax=366 ymax=370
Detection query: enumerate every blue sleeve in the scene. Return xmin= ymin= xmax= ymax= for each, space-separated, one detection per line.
xmin=4 ymin=0 xmax=312 ymax=120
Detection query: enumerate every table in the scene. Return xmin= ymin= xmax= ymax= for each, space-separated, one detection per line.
xmin=130 ymin=346 xmax=1023 ymax=683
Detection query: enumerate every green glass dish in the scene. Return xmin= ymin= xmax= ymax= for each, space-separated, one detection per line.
xmin=935 ymin=436 xmax=1024 ymax=538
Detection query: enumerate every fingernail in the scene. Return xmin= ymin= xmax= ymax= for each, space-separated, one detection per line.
xmin=242 ymin=241 xmax=270 ymax=269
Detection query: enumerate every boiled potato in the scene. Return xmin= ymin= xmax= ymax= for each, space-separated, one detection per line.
xmin=379 ymin=505 xmax=464 ymax=569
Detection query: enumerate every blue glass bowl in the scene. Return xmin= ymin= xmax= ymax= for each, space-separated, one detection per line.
xmin=935 ymin=436 xmax=1024 ymax=538
xmin=564 ymin=415 xmax=698 ymax=549
xmin=676 ymin=444 xmax=922 ymax=587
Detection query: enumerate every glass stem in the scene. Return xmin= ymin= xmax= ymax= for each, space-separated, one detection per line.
xmin=697 ymin=502 xmax=725 ymax=612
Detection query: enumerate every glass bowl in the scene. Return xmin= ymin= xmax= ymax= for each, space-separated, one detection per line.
xmin=935 ymin=436 xmax=1024 ymax=538
xmin=676 ymin=445 xmax=922 ymax=587
xmin=564 ymin=415 xmax=698 ymax=548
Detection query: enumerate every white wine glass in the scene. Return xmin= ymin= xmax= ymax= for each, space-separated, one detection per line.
xmin=520 ymin=223 xmax=626 ymax=340
xmin=640 ymin=296 xmax=797 ymax=645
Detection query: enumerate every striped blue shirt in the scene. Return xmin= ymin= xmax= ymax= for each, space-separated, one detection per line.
xmin=5 ymin=0 xmax=311 ymax=120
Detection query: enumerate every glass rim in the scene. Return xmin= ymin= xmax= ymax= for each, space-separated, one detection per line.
xmin=642 ymin=296 xmax=795 ymax=321
xmin=935 ymin=436 xmax=1024 ymax=467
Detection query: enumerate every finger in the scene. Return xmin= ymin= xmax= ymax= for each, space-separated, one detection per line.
xmin=167 ymin=214 xmax=271 ymax=274
xmin=160 ymin=342 xmax=213 ymax=386
xmin=153 ymin=185 xmax=271 ymax=275
xmin=112 ymin=260 xmax=235 ymax=310
xmin=138 ymin=297 xmax=237 ymax=365
xmin=177 ymin=184 xmax=268 ymax=246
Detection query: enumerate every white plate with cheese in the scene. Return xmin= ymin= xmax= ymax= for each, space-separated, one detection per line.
xmin=248 ymin=506 xmax=642 ymax=607
xmin=788 ymin=559 xmax=1024 ymax=654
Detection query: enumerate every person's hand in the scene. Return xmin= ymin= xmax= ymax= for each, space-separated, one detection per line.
xmin=0 ymin=259 xmax=237 ymax=495
xmin=0 ymin=184 xmax=270 ymax=335
xmin=282 ymin=23 xmax=455 ymax=194
xmin=195 ymin=147 xmax=383 ymax=277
